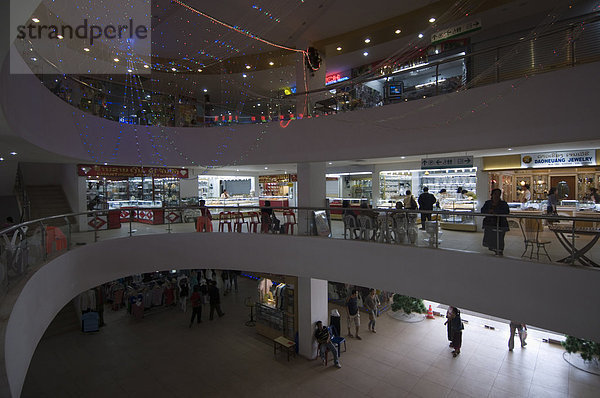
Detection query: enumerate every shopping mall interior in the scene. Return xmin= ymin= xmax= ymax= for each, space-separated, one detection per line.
xmin=1 ymin=0 xmax=600 ymax=397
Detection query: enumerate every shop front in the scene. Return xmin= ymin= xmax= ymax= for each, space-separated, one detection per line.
xmin=258 ymin=174 xmax=297 ymax=208
xmin=483 ymin=149 xmax=600 ymax=216
xmin=326 ymin=172 xmax=372 ymax=219
xmin=249 ymin=272 xmax=297 ymax=341
xmin=379 ymin=166 xmax=478 ymax=231
xmin=79 ymin=164 xmax=189 ymax=229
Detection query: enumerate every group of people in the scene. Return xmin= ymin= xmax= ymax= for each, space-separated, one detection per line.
xmin=178 ymin=270 xmax=228 ymax=328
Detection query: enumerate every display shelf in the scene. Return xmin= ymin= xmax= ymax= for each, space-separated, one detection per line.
xmin=440 ymin=199 xmax=477 ymax=231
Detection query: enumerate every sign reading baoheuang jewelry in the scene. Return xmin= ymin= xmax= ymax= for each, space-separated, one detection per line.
xmin=77 ymin=164 xmax=189 ymax=178
xmin=520 ymin=150 xmax=596 ymax=168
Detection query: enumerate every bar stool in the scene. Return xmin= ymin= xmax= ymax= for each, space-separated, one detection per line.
xmin=218 ymin=212 xmax=232 ymax=232
xmin=233 ymin=212 xmax=249 ymax=233
xmin=283 ymin=210 xmax=297 ymax=234
xmin=248 ymin=212 xmax=260 ymax=233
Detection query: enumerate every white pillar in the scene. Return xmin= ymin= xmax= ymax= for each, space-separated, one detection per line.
xmin=372 ymin=165 xmax=383 ymax=207
xmin=297 ymin=277 xmax=328 ymax=359
xmin=297 ymin=162 xmax=326 ymax=235
xmin=474 ymin=157 xmax=488 ymax=211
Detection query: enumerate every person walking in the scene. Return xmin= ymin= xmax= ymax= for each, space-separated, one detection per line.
xmin=444 ymin=306 xmax=454 ymax=346
xmin=481 ymin=188 xmax=510 ymax=256
xmin=208 ymin=280 xmax=225 ymax=320
xmin=314 ymin=321 xmax=341 ymax=368
xmin=418 ymin=187 xmax=437 ymax=230
xmin=364 ymin=289 xmax=380 ymax=333
xmin=508 ymin=321 xmax=527 ymax=351
xmin=177 ymin=275 xmax=190 ymax=312
xmin=345 ymin=290 xmax=361 ymax=340
xmin=189 ymin=285 xmax=202 ymax=327
xmin=449 ymin=307 xmax=463 ymax=357
xmin=221 ymin=270 xmax=230 ymax=295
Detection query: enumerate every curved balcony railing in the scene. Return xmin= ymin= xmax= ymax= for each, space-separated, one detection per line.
xmin=27 ymin=12 xmax=600 ymax=128
xmin=2 ymin=205 xmax=599 ymax=299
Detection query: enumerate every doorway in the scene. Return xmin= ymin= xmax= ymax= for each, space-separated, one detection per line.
xmin=550 ymin=176 xmax=575 ymax=200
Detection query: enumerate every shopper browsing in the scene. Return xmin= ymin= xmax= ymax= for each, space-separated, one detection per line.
xmin=481 ymin=188 xmax=510 ymax=256
xmin=208 ymin=280 xmax=225 ymax=320
xmin=418 ymin=187 xmax=437 ymax=230
xmin=364 ymin=289 xmax=380 ymax=333
xmin=346 ymin=290 xmax=361 ymax=340
xmin=189 ymin=285 xmax=202 ymax=328
xmin=449 ymin=307 xmax=463 ymax=357
xmin=314 ymin=321 xmax=341 ymax=368
xmin=521 ymin=184 xmax=531 ymax=203
xmin=508 ymin=321 xmax=527 ymax=351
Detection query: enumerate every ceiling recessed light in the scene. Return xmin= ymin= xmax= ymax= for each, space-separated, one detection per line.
xmin=245 ymin=65 xmax=251 ymax=69
xmin=429 ymin=17 xmax=436 ymax=23
xmin=364 ymin=38 xmax=371 ymax=43
xmin=171 ymin=67 xmax=177 ymax=71
xmin=31 ymin=18 xmax=40 ymax=23
xmin=113 ymin=58 xmax=119 ymax=62
xmin=30 ymin=57 xmax=37 ymax=61
xmin=336 ymin=46 xmax=342 ymax=51
xmin=10 ymin=152 xmax=17 ymax=155
xmin=508 ymin=148 xmax=513 ymax=151
xmin=242 ymin=73 xmax=247 ymax=78
xmin=197 ymin=68 xmax=202 ymax=72
xmin=363 ymin=51 xmax=369 ymax=56
xmin=203 ymin=88 xmax=208 ymax=92
xmin=83 ymin=47 xmax=90 ymax=52
xmin=127 ymin=69 xmax=133 ymax=73
xmin=236 ymin=169 xmax=239 ymax=172
xmin=418 ymin=33 xmax=424 ymax=39
xmin=395 ymin=29 xmax=401 ymax=34
xmin=401 ymin=156 xmax=406 ymax=159
xmin=257 ymin=103 xmax=261 ymax=106
xmin=57 ymin=35 xmax=64 ymax=39
xmin=0 ymin=157 xmax=4 ymax=161
xmin=144 ymin=64 xmax=150 ymax=69
xmin=268 ymin=61 xmax=274 ymax=66
xmin=328 ymin=162 xmax=332 ymax=165
xmin=264 ymin=167 xmax=268 ymax=170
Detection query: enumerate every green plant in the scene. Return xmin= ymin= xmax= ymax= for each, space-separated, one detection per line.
xmin=391 ymin=294 xmax=426 ymax=314
xmin=562 ymin=336 xmax=600 ymax=363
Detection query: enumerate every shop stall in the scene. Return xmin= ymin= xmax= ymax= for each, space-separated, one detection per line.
xmin=484 ymin=150 xmax=600 ymax=205
xmin=79 ymin=164 xmax=189 ymax=229
xmin=258 ymin=174 xmax=297 ymax=207
xmin=250 ymin=273 xmax=298 ymax=341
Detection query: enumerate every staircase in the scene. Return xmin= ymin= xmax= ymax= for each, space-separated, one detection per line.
xmin=25 ymin=185 xmax=75 ymax=227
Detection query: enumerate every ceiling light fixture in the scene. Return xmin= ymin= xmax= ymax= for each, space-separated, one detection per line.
xmin=401 ymin=156 xmax=406 ymax=159
xmin=395 ymin=29 xmax=401 ymax=34
xmin=328 ymin=162 xmax=332 ymax=165
xmin=418 ymin=33 xmax=424 ymax=39
xmin=336 ymin=46 xmax=342 ymax=51
xmin=83 ymin=47 xmax=90 ymax=52
xmin=57 ymin=35 xmax=63 ymax=39
xmin=31 ymin=18 xmax=40 ymax=23
xmin=363 ymin=51 xmax=368 ymax=56
xmin=508 ymin=148 xmax=513 ymax=151
xmin=144 ymin=64 xmax=150 ymax=69
xmin=171 ymin=67 xmax=177 ymax=71
xmin=245 ymin=65 xmax=251 ymax=69
xmin=264 ymin=167 xmax=268 ymax=170
xmin=429 ymin=17 xmax=436 ymax=23
xmin=127 ymin=69 xmax=133 ymax=73
xmin=113 ymin=58 xmax=119 ymax=62
xmin=364 ymin=38 xmax=371 ymax=43
xmin=242 ymin=73 xmax=247 ymax=78
xmin=0 ymin=157 xmax=4 ymax=161
xmin=10 ymin=152 xmax=17 ymax=155
xmin=268 ymin=61 xmax=274 ymax=66
xmin=203 ymin=88 xmax=208 ymax=92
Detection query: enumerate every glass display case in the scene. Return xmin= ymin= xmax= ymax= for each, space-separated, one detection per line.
xmin=154 ymin=178 xmax=180 ymax=206
xmin=419 ymin=169 xmax=477 ymax=195
xmin=439 ymin=199 xmax=477 ymax=231
xmin=577 ymin=173 xmax=595 ymax=201
xmin=380 ymin=172 xmax=412 ymax=201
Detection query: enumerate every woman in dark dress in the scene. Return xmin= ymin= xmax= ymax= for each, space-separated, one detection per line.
xmin=481 ymin=188 xmax=510 ymax=256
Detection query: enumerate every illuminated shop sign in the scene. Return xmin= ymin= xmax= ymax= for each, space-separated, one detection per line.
xmin=325 ymin=73 xmax=349 ymax=85
xmin=431 ymin=20 xmax=482 ymax=44
xmin=520 ymin=150 xmax=596 ymax=168
xmin=78 ymin=164 xmax=189 ymax=178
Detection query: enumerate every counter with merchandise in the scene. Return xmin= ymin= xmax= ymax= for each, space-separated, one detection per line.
xmin=109 ymin=200 xmax=165 ymax=224
xmin=253 ymin=273 xmax=297 ymax=341
xmin=440 ymin=199 xmax=477 ymax=231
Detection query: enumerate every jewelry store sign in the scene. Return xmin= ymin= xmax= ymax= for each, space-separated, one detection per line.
xmin=521 ymin=150 xmax=596 ymax=168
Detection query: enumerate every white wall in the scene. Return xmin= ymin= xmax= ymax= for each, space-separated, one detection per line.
xmin=4 ymin=232 xmax=600 ymax=397
xmin=2 ymin=52 xmax=600 ymax=167
xmin=20 ymin=163 xmax=79 ymax=212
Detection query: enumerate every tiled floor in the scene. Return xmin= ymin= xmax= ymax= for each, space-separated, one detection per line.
xmin=22 ymin=277 xmax=600 ymax=398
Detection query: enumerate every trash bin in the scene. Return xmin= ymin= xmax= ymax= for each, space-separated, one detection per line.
xmin=330 ymin=309 xmax=341 ymax=336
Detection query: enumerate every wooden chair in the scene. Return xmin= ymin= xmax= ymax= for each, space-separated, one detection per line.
xmin=519 ymin=218 xmax=551 ymax=261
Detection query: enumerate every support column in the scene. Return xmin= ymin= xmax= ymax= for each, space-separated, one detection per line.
xmin=297 ymin=277 xmax=328 ymax=359
xmin=474 ymin=157 xmax=488 ymax=212
xmin=296 ymin=162 xmax=326 ymax=236
xmin=371 ymin=165 xmax=383 ymax=207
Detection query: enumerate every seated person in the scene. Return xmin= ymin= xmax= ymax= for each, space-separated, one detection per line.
xmin=342 ymin=200 xmax=358 ymax=239
xmin=314 ymin=321 xmax=341 ymax=368
xmin=260 ymin=200 xmax=281 ymax=233
xmin=358 ymin=201 xmax=378 ymax=220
